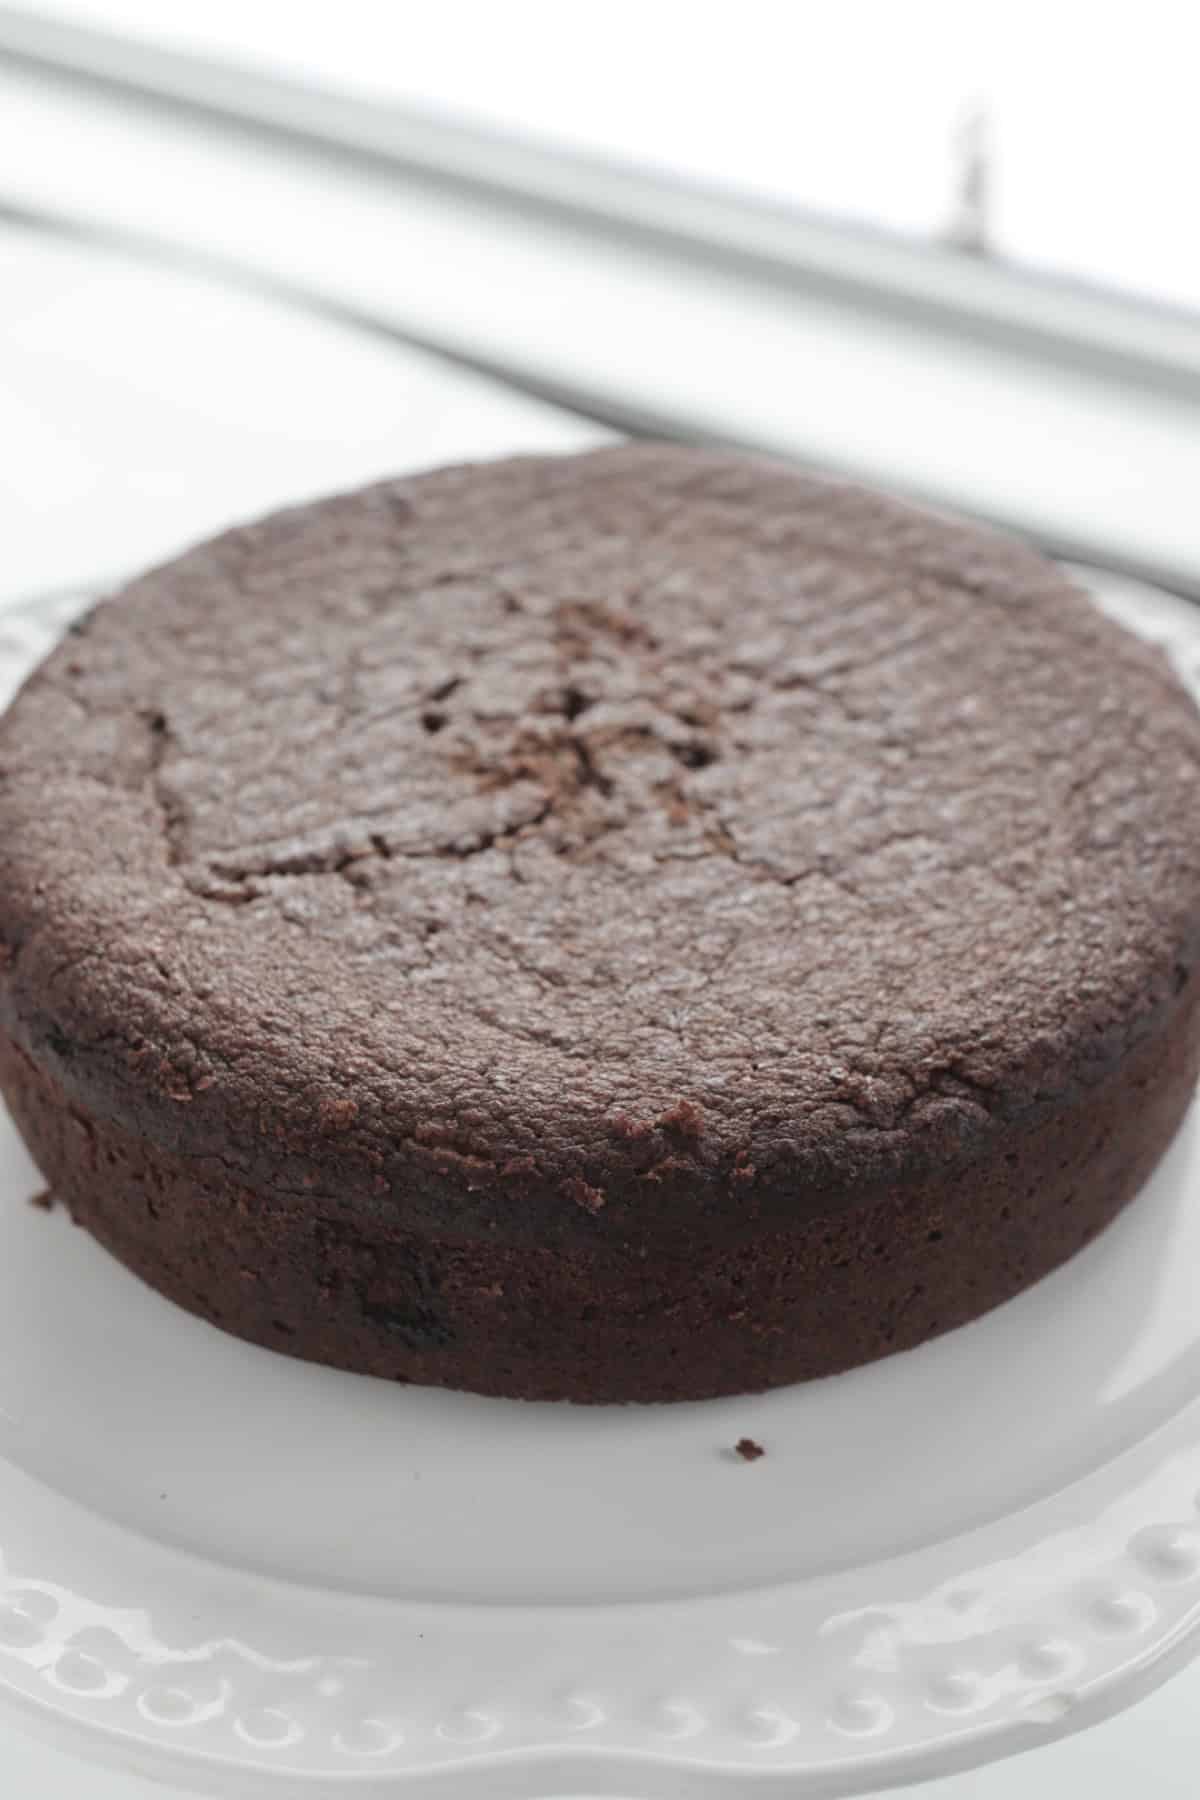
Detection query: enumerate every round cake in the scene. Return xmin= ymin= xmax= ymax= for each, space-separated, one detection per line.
xmin=2 ymin=446 xmax=1199 ymax=1403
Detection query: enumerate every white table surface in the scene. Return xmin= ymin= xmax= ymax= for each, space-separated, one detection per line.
xmin=3 ymin=221 xmax=1200 ymax=1800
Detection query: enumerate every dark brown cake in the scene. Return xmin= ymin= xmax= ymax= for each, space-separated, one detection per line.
xmin=2 ymin=445 xmax=1200 ymax=1402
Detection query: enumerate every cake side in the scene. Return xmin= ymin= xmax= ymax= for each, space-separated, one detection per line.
xmin=2 ymin=970 xmax=1197 ymax=1401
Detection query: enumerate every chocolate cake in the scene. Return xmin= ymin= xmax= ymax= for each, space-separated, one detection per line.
xmin=2 ymin=445 xmax=1199 ymax=1403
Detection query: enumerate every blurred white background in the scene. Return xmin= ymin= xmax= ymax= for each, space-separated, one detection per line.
xmin=17 ymin=0 xmax=1200 ymax=307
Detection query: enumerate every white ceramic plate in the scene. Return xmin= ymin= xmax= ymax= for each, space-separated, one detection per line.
xmin=2 ymin=578 xmax=1200 ymax=1799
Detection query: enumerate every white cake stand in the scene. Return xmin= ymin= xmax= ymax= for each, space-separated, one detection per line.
xmin=1 ymin=577 xmax=1199 ymax=1798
